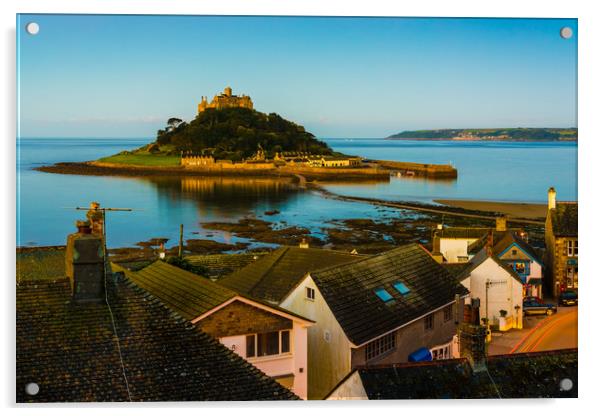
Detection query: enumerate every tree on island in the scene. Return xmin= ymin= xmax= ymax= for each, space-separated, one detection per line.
xmin=155 ymin=107 xmax=332 ymax=161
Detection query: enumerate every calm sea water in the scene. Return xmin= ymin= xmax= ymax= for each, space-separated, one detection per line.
xmin=16 ymin=138 xmax=577 ymax=248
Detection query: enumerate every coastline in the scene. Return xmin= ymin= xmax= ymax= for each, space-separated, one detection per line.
xmin=434 ymin=199 xmax=547 ymax=219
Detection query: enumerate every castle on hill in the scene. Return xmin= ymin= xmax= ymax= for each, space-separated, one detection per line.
xmin=198 ymin=86 xmax=254 ymax=113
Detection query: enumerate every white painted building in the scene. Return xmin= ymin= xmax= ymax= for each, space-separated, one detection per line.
xmin=455 ymin=248 xmax=524 ymax=330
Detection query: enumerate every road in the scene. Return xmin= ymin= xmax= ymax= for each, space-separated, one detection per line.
xmin=512 ymin=307 xmax=578 ymax=353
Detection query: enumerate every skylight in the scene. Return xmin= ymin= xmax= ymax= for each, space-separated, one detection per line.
xmin=393 ymin=281 xmax=411 ymax=296
xmin=374 ymin=287 xmax=394 ymax=302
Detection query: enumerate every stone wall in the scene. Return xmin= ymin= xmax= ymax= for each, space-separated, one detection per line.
xmin=197 ymin=300 xmax=292 ymax=339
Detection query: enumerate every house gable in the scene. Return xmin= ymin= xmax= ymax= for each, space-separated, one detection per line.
xmin=280 ymin=274 xmax=353 ymax=400
xmin=196 ymin=299 xmax=292 ymax=339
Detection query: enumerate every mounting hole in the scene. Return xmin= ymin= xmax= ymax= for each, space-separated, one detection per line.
xmin=560 ymin=27 xmax=573 ymax=40
xmin=559 ymin=378 xmax=573 ymax=391
xmin=26 ymin=22 xmax=40 ymax=35
xmin=25 ymin=382 xmax=40 ymax=396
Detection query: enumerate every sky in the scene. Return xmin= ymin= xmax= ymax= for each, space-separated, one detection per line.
xmin=17 ymin=15 xmax=577 ymax=138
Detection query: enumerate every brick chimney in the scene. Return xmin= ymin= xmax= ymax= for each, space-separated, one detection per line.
xmin=86 ymin=201 xmax=104 ymax=236
xmin=486 ymin=230 xmax=494 ymax=256
xmin=65 ymin=220 xmax=106 ymax=302
xmin=459 ymin=299 xmax=487 ymax=372
xmin=548 ymin=187 xmax=557 ymax=210
xmin=299 ymin=238 xmax=309 ymax=249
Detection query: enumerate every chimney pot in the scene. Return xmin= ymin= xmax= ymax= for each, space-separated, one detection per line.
xmin=548 ymin=187 xmax=557 ymax=210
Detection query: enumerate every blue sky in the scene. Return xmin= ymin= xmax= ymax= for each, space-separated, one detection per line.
xmin=17 ymin=15 xmax=577 ymax=138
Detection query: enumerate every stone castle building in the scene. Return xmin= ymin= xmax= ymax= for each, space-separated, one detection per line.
xmin=198 ymin=86 xmax=254 ymax=113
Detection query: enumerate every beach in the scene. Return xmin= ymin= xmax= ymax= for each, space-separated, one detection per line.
xmin=434 ymin=199 xmax=547 ymax=220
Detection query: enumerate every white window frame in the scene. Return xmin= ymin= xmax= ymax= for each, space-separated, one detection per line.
xmin=365 ymin=332 xmax=396 ymax=361
xmin=566 ymin=240 xmax=578 ymax=257
xmin=245 ymin=329 xmax=292 ymax=359
xmin=305 ymin=287 xmax=315 ymax=301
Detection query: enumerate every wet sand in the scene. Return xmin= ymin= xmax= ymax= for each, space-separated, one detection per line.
xmin=435 ymin=199 xmax=547 ymax=219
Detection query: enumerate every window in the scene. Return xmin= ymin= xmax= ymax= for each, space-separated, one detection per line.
xmin=246 ymin=330 xmax=291 ymax=358
xmin=374 ymin=287 xmax=394 ymax=302
xmin=393 ymin=281 xmax=411 ymax=296
xmin=305 ymin=287 xmax=315 ymax=300
xmin=365 ymin=332 xmax=396 ymax=361
xmin=512 ymin=249 xmax=518 ymax=256
xmin=246 ymin=334 xmax=255 ymax=357
xmin=281 ymin=331 xmax=290 ymax=353
xmin=567 ymin=240 xmax=578 ymax=257
xmin=514 ymin=262 xmax=526 ymax=274
xmin=443 ymin=305 xmax=453 ymax=322
xmin=424 ymin=313 xmax=434 ymax=331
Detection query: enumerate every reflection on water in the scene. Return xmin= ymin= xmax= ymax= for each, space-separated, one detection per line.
xmin=17 ymin=138 xmax=577 ymax=247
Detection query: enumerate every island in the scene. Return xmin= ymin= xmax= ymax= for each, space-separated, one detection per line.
xmin=37 ymin=87 xmax=458 ymax=180
xmin=387 ymin=128 xmax=577 ymax=142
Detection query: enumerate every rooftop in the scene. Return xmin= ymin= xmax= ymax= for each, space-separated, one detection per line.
xmin=220 ymin=246 xmax=361 ymax=304
xmin=550 ymin=202 xmax=578 ymax=237
xmin=310 ymin=244 xmax=469 ymax=346
xmin=492 ymin=231 xmax=542 ymax=264
xmin=114 ymin=260 xmax=313 ymax=323
xmin=16 ymin=260 xmax=298 ymax=402
xmin=337 ymin=349 xmax=577 ymax=399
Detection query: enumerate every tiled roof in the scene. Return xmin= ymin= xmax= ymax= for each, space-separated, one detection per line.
xmin=435 ymin=227 xmax=491 ymax=239
xmin=550 ymin=203 xmax=578 ymax=237
xmin=115 ymin=261 xmax=313 ymax=323
xmin=310 ymin=244 xmax=469 ymax=346
xmin=343 ymin=349 xmax=577 ymax=399
xmin=492 ymin=232 xmax=542 ymax=264
xmin=220 ymin=246 xmax=361 ymax=304
xmin=114 ymin=261 xmax=237 ymax=321
xmin=455 ymin=248 xmax=523 ymax=284
xmin=441 ymin=262 xmax=472 ymax=279
xmin=185 ymin=253 xmax=267 ymax=279
xmin=16 ymin=272 xmax=298 ymax=402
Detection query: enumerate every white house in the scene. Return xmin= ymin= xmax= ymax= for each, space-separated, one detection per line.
xmin=454 ymin=247 xmax=524 ymax=330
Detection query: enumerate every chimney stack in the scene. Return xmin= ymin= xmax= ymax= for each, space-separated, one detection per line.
xmin=86 ymin=201 xmax=104 ymax=236
xmin=495 ymin=216 xmax=507 ymax=232
xmin=299 ymin=238 xmax=309 ymax=249
xmin=458 ymin=298 xmax=487 ymax=372
xmin=548 ymin=187 xmax=557 ymax=210
xmin=65 ymin=220 xmax=106 ymax=303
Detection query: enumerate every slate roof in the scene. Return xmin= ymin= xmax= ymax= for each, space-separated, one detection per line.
xmin=220 ymin=246 xmax=361 ymax=304
xmin=441 ymin=262 xmax=472 ymax=279
xmin=435 ymin=227 xmax=491 ymax=239
xmin=115 ymin=261 xmax=313 ymax=323
xmin=310 ymin=244 xmax=469 ymax=346
xmin=455 ymin=248 xmax=523 ymax=284
xmin=336 ymin=349 xmax=577 ymax=399
xmin=185 ymin=253 xmax=267 ymax=279
xmin=17 ymin=271 xmax=298 ymax=402
xmin=492 ymin=231 xmax=542 ymax=264
xmin=550 ymin=202 xmax=578 ymax=237
xmin=113 ymin=261 xmax=237 ymax=321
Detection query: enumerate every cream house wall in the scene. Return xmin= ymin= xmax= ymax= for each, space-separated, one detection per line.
xmin=280 ymin=274 xmax=353 ymax=400
xmin=326 ymin=371 xmax=368 ymax=400
xmin=439 ymin=238 xmax=479 ymax=263
xmin=219 ymin=320 xmax=309 ymax=399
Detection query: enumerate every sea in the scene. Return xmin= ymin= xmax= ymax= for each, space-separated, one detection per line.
xmin=16 ymin=138 xmax=577 ymax=248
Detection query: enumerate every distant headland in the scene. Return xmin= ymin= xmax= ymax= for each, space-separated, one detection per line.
xmin=36 ymin=86 xmax=458 ymax=180
xmin=387 ymin=128 xmax=577 ymax=142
